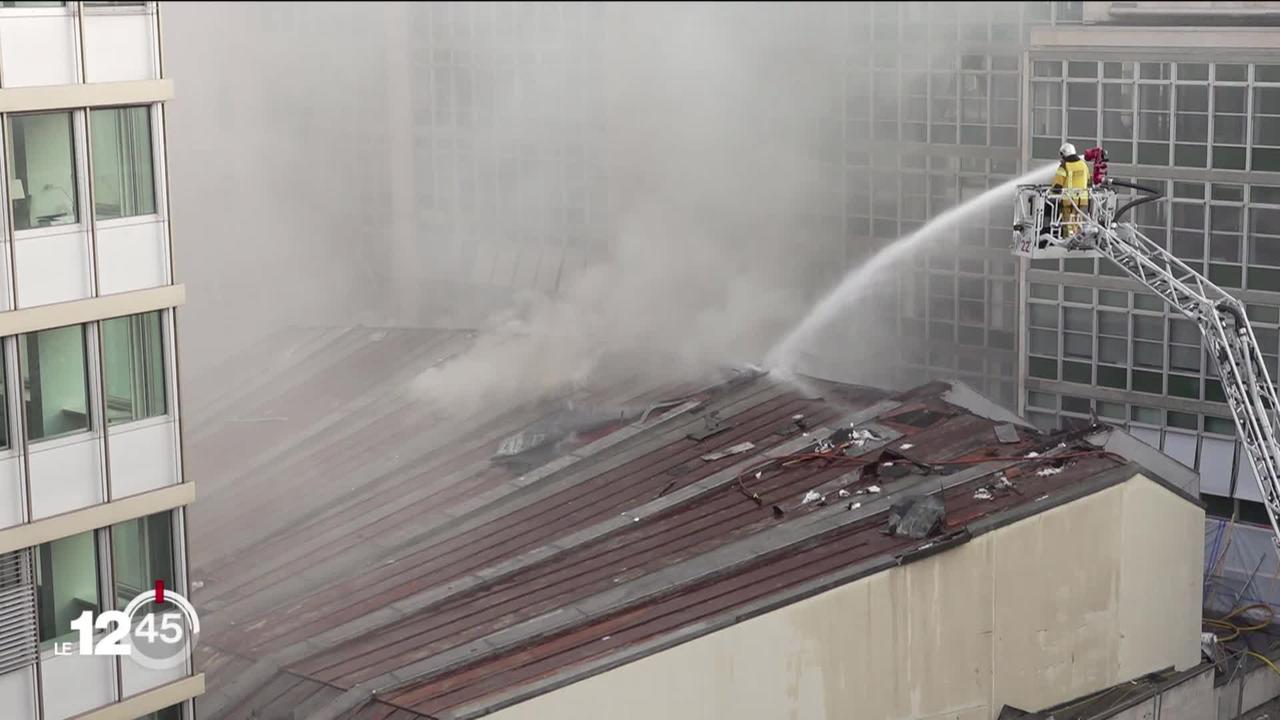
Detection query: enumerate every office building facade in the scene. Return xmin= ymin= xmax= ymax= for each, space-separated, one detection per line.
xmin=1019 ymin=4 xmax=1280 ymax=522
xmin=0 ymin=2 xmax=199 ymax=719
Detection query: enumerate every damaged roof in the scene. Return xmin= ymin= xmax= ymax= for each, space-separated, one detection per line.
xmin=189 ymin=327 xmax=1201 ymax=720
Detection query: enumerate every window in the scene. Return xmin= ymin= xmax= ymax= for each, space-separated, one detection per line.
xmin=7 ymin=112 xmax=78 ymax=232
xmin=1137 ymin=80 xmax=1171 ymax=165
xmin=1254 ymin=85 xmax=1280 ymax=172
xmin=19 ymin=325 xmax=90 ymax=441
xmin=1213 ymin=84 xmax=1248 ymax=170
xmin=102 ymin=312 xmax=166 ymax=425
xmin=1206 ymin=415 xmax=1235 ymax=435
xmin=1032 ymin=75 xmax=1064 ymax=159
xmin=1174 ymin=84 xmax=1208 ymax=168
xmin=139 ymin=705 xmax=184 ymax=720
xmin=1102 ymin=79 xmax=1135 ymax=163
xmin=36 ymin=531 xmax=100 ymax=644
xmin=90 ymin=106 xmax=156 ymax=220
xmin=1098 ymin=401 xmax=1125 ymax=420
xmin=111 ymin=512 xmax=173 ymax=613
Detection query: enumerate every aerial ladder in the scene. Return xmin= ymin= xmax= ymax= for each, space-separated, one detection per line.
xmin=1013 ymin=146 xmax=1280 ymax=548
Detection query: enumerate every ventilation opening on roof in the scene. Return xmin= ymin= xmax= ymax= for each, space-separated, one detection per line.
xmin=886 ymin=407 xmax=946 ymax=429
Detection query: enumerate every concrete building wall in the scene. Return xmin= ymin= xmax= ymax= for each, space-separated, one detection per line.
xmin=489 ymin=475 xmax=1203 ymax=720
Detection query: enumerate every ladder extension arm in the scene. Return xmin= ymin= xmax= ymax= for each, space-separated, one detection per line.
xmin=1088 ymin=221 xmax=1280 ymax=546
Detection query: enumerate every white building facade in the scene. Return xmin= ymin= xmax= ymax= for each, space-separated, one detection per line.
xmin=0 ymin=2 xmax=199 ymax=719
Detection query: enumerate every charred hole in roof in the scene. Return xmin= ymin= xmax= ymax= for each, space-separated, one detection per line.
xmin=859 ymin=449 xmax=934 ymax=482
xmin=885 ymin=407 xmax=949 ymax=429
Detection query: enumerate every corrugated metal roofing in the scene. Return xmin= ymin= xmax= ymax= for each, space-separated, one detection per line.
xmin=188 ymin=328 xmax=1189 ymax=720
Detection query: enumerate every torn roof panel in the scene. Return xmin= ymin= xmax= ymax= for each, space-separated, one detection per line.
xmin=190 ymin=330 xmax=1199 ymax=720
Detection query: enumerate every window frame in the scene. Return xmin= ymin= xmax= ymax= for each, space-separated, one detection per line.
xmin=88 ymin=104 xmax=163 ymax=226
xmin=5 ymin=109 xmax=87 ymax=238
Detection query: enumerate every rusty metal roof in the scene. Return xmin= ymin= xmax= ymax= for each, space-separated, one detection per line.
xmin=189 ymin=328 xmax=1194 ymax=720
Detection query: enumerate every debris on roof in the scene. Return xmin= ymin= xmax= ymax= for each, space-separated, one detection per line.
xmin=187 ymin=341 xmax=1201 ymax=720
xmin=994 ymin=423 xmax=1020 ymax=444
xmin=886 ymin=494 xmax=946 ymax=539
xmin=687 ymin=410 xmax=734 ymax=441
xmin=701 ymin=441 xmax=756 ymax=461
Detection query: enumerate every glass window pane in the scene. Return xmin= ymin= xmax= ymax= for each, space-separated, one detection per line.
xmin=19 ymin=325 xmax=89 ymax=441
xmin=1131 ymin=405 xmax=1162 ymax=424
xmin=1064 ymin=286 xmax=1092 ymax=304
xmin=1133 ymin=340 xmax=1164 ymax=368
xmin=1134 ymin=294 xmax=1165 ymax=312
xmin=1139 ymin=85 xmax=1170 ymax=111
xmin=1176 ymin=85 xmax=1208 ymax=113
xmin=1033 ymin=60 xmax=1062 ymax=78
xmin=90 ymin=106 xmax=156 ymax=220
xmin=1170 ymin=344 xmax=1201 ymax=372
xmin=1256 ymin=87 xmax=1280 ymax=116
xmin=1098 ymin=364 xmax=1127 ymax=388
xmin=1103 ymin=110 xmax=1134 ymax=139
xmin=1068 ymin=108 xmax=1097 ymax=137
xmin=1170 ymin=318 xmax=1200 ymax=344
xmin=1028 ymin=391 xmax=1057 ymax=409
xmin=1133 ymin=314 xmax=1164 ymax=340
xmin=1103 ymin=62 xmax=1134 ymax=80
xmin=8 ymin=112 xmax=78 ymax=231
xmin=1067 ymin=82 xmax=1097 ymax=107
xmin=1030 ymin=283 xmax=1058 ymax=300
xmin=1213 ymin=184 xmax=1245 ymax=202
xmin=1169 ymin=374 xmax=1199 ymax=399
xmin=1215 ymin=86 xmax=1247 ymax=114
xmin=1248 ymin=304 xmax=1280 ymax=324
xmin=1099 ymin=336 xmax=1127 ymax=364
xmin=1064 ymin=332 xmax=1092 ymax=358
xmin=1099 ymin=290 xmax=1128 ymax=308
xmin=1206 ymin=416 xmax=1235 ymax=435
xmin=1175 ymin=113 xmax=1208 ymax=142
xmin=1214 ymin=114 xmax=1246 ymax=144
xmin=1140 ymin=63 xmax=1170 ymax=80
xmin=1062 ymin=360 xmax=1091 ymax=384
xmin=1178 ymin=63 xmax=1209 ymax=81
xmin=1216 ymin=64 xmax=1247 ymax=82
xmin=137 ymin=704 xmax=183 ymax=720
xmin=1064 ymin=307 xmax=1092 ymax=331
xmin=102 ymin=311 xmax=167 ymax=425
xmin=1029 ymin=304 xmax=1058 ymax=329
xmin=1030 ymin=328 xmax=1058 ymax=355
xmin=1132 ymin=369 xmax=1163 ymax=393
xmin=1098 ymin=310 xmax=1127 ymax=336
xmin=111 ymin=511 xmax=173 ymax=612
xmin=36 ymin=530 xmax=100 ymax=644
xmin=1029 ymin=356 xmax=1057 ymax=379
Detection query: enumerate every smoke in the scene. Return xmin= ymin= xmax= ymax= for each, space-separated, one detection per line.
xmin=412 ymin=3 xmax=854 ymax=413
xmin=166 ymin=2 xmax=1024 ymax=418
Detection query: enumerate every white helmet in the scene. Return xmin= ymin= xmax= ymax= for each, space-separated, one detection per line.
xmin=1059 ymin=142 xmax=1077 ymax=158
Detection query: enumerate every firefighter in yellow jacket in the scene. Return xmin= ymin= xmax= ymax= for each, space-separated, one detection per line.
xmin=1053 ymin=142 xmax=1090 ymax=236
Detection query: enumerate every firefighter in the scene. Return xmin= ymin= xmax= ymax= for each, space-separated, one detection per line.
xmin=1053 ymin=142 xmax=1090 ymax=236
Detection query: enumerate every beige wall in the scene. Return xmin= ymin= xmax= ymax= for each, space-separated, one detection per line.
xmin=488 ymin=475 xmax=1204 ymax=720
